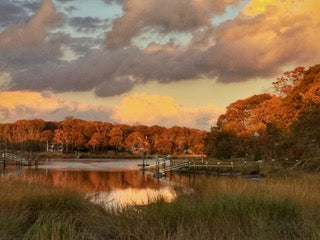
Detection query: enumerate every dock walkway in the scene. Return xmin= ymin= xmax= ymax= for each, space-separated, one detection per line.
xmin=139 ymin=157 xmax=262 ymax=178
xmin=1 ymin=152 xmax=35 ymax=167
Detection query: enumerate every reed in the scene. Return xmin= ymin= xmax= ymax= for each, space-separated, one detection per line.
xmin=0 ymin=175 xmax=320 ymax=239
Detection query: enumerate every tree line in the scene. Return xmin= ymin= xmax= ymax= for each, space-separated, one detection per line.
xmin=0 ymin=118 xmax=206 ymax=155
xmin=1 ymin=65 xmax=319 ymax=160
xmin=206 ymin=65 xmax=320 ymax=160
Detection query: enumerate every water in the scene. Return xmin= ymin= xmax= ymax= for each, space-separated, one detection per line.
xmin=3 ymin=159 xmax=193 ymax=208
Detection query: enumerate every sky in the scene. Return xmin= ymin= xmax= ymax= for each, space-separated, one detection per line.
xmin=0 ymin=0 xmax=320 ymax=130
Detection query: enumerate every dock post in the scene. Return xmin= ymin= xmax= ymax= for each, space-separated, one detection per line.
xmin=272 ymin=159 xmax=275 ymax=169
xmin=244 ymin=161 xmax=247 ymax=175
xmin=259 ymin=162 xmax=262 ymax=172
xmin=35 ymin=157 xmax=39 ymax=168
xmin=231 ymin=162 xmax=234 ymax=176
xmin=28 ymin=152 xmax=31 ymax=167
xmin=1 ymin=152 xmax=5 ymax=177
xmin=217 ymin=161 xmax=220 ymax=176
xmin=156 ymin=159 xmax=160 ymax=176
xmin=201 ymin=152 xmax=204 ymax=165
xmin=2 ymin=153 xmax=6 ymax=171
xmin=257 ymin=161 xmax=262 ymax=174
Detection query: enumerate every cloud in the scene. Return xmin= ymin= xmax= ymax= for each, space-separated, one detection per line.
xmin=0 ymin=0 xmax=68 ymax=88
xmin=205 ymin=0 xmax=320 ymax=82
xmin=105 ymin=0 xmax=242 ymax=49
xmin=0 ymin=91 xmax=222 ymax=130
xmin=0 ymin=72 xmax=12 ymax=90
xmin=56 ymin=0 xmax=74 ymax=2
xmin=8 ymin=46 xmax=205 ymax=96
xmin=10 ymin=49 xmax=137 ymax=95
xmin=0 ymin=91 xmax=221 ymax=129
xmin=66 ymin=36 xmax=102 ymax=55
xmin=103 ymin=0 xmax=126 ymax=5
xmin=102 ymin=0 xmax=320 ymax=84
xmin=0 ymin=1 xmax=28 ymax=28
xmin=0 ymin=33 xmax=68 ymax=70
xmin=2 ymin=0 xmax=320 ymax=98
xmin=69 ymin=17 xmax=109 ymax=32
xmin=0 ymin=91 xmax=112 ymax=123
xmin=65 ymin=5 xmax=77 ymax=12
xmin=0 ymin=0 xmax=64 ymax=50
xmin=111 ymin=93 xmax=222 ymax=129
xmin=21 ymin=1 xmax=42 ymax=13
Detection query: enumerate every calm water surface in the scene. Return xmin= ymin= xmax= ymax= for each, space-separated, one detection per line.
xmin=3 ymin=159 xmax=193 ymax=208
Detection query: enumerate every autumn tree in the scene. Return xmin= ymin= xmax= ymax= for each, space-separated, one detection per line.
xmin=289 ymin=103 xmax=320 ymax=158
xmin=109 ymin=126 xmax=124 ymax=151
xmin=217 ymin=94 xmax=272 ymax=136
xmin=0 ymin=119 xmax=207 ymax=155
xmin=272 ymin=67 xmax=305 ymax=97
xmin=125 ymin=131 xmax=150 ymax=152
xmin=206 ymin=129 xmax=236 ymax=159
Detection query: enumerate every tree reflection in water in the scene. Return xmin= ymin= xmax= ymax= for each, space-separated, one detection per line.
xmin=16 ymin=168 xmax=180 ymax=208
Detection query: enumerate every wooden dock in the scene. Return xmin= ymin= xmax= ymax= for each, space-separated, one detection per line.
xmin=0 ymin=152 xmax=38 ymax=173
xmin=139 ymin=157 xmax=262 ymax=178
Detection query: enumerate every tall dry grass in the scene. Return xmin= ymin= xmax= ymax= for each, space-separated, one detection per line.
xmin=0 ymin=175 xmax=320 ymax=239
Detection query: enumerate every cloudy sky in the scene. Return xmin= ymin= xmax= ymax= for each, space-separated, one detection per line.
xmin=0 ymin=0 xmax=319 ymax=129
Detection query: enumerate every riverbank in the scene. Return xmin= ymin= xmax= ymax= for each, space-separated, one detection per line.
xmin=1 ymin=174 xmax=319 ymax=240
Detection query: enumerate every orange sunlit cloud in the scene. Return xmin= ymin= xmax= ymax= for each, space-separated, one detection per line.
xmin=0 ymin=91 xmax=222 ymax=129
xmin=0 ymin=91 xmax=61 ymax=110
xmin=0 ymin=91 xmax=112 ymax=123
xmin=111 ymin=93 xmax=223 ymax=129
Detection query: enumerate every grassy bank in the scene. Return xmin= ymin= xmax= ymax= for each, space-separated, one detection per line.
xmin=1 ymin=175 xmax=320 ymax=239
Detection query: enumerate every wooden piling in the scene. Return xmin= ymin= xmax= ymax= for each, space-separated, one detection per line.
xmin=244 ymin=161 xmax=247 ymax=175
xmin=2 ymin=153 xmax=6 ymax=171
xmin=157 ymin=160 xmax=159 ymax=175
xmin=257 ymin=161 xmax=262 ymax=174
xmin=231 ymin=162 xmax=234 ymax=176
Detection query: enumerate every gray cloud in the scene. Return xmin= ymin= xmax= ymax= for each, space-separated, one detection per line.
xmin=68 ymin=36 xmax=102 ymax=54
xmin=56 ymin=0 xmax=74 ymax=2
xmin=103 ymin=0 xmax=126 ymax=5
xmin=0 ymin=1 xmax=29 ymax=28
xmin=2 ymin=0 xmax=320 ymax=99
xmin=105 ymin=0 xmax=242 ymax=49
xmin=65 ymin=5 xmax=77 ymax=12
xmin=1 ymin=32 xmax=68 ymax=68
xmin=10 ymin=49 xmax=138 ymax=95
xmin=8 ymin=44 xmax=207 ymax=96
xmin=21 ymin=1 xmax=40 ymax=12
xmin=0 ymin=0 xmax=65 ymax=50
xmin=69 ymin=17 xmax=109 ymax=32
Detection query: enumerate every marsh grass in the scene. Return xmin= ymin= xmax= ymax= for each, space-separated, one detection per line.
xmin=0 ymin=175 xmax=320 ymax=239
